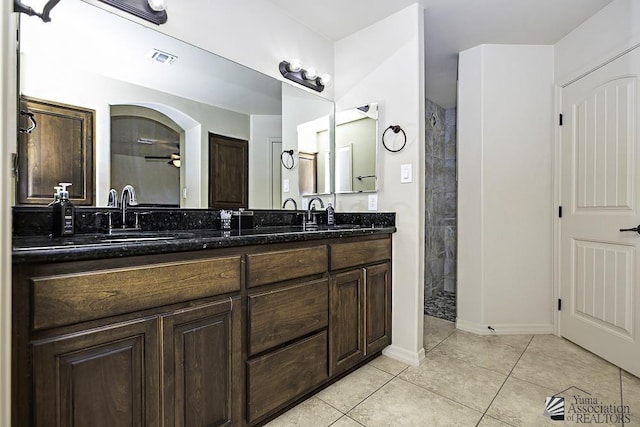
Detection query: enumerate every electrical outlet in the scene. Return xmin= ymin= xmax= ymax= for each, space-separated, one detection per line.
xmin=283 ymin=178 xmax=290 ymax=193
xmin=368 ymin=194 xmax=378 ymax=211
xmin=182 ymin=188 xmax=188 ymax=199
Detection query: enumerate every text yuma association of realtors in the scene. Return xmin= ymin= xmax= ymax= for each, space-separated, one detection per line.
xmin=566 ymin=395 xmax=631 ymax=424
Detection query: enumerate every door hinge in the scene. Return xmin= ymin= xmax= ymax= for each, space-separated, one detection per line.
xmin=559 ymin=114 xmax=563 ymax=126
xmin=558 ymin=299 xmax=562 ymax=311
xmin=558 ymin=206 xmax=562 ymax=218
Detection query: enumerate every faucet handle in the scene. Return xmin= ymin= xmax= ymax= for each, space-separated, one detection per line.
xmin=133 ymin=211 xmax=152 ymax=230
xmin=94 ymin=211 xmax=114 ymax=232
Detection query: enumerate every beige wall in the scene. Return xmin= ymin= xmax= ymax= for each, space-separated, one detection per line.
xmin=334 ymin=4 xmax=426 ymax=365
xmin=457 ymin=44 xmax=555 ymax=334
xmin=1 ymin=1 xmax=16 ymax=424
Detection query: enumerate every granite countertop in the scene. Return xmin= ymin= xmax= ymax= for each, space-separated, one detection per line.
xmin=12 ymin=224 xmax=396 ymax=264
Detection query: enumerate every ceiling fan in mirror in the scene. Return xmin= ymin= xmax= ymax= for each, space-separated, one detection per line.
xmin=140 ymin=138 xmax=180 ymax=167
xmin=144 ymin=153 xmax=181 ymax=168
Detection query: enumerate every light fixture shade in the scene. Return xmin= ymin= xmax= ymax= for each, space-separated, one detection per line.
xmin=279 ymin=60 xmax=325 ymax=92
xmin=97 ymin=0 xmax=167 ymax=25
xmin=303 ymin=67 xmax=318 ymax=80
xmin=287 ymin=59 xmax=302 ymax=72
xmin=318 ymin=74 xmax=331 ymax=86
xmin=147 ymin=0 xmax=166 ymax=11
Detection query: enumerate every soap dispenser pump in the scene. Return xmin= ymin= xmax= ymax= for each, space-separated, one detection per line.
xmin=52 ymin=182 xmax=75 ymax=236
xmin=47 ymin=186 xmax=62 ymax=207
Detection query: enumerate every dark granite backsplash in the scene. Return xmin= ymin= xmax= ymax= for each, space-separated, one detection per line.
xmin=13 ymin=206 xmax=396 ymax=237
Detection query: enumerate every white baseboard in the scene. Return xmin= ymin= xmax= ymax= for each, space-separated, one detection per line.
xmin=456 ymin=319 xmax=554 ymax=336
xmin=382 ymin=345 xmax=425 ymax=366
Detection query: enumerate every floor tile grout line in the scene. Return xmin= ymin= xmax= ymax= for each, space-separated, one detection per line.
xmin=328 ymin=414 xmax=365 ymax=427
xmin=392 ymin=375 xmax=490 ymax=417
xmin=339 ymin=372 xmax=399 ymax=419
xmin=423 ymin=327 xmax=457 ymax=354
xmin=426 ymin=343 xmax=522 ymax=378
xmin=316 ymin=364 xmax=400 ymax=420
xmin=474 ymin=334 xmax=535 ymax=427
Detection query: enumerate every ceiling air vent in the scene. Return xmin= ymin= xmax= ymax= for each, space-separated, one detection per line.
xmin=149 ymin=49 xmax=177 ymax=65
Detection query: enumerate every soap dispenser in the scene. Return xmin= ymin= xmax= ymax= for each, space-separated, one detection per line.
xmin=326 ymin=203 xmax=335 ymax=226
xmin=52 ymin=182 xmax=75 ymax=236
xmin=47 ymin=186 xmax=62 ymax=207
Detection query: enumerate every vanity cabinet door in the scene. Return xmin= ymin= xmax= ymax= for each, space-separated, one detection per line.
xmin=329 ymin=263 xmax=392 ymax=375
xmin=32 ymin=317 xmax=160 ymax=427
xmin=366 ymin=262 xmax=392 ymax=355
xmin=329 ymin=269 xmax=365 ymax=375
xmin=162 ymin=296 xmax=241 ymax=427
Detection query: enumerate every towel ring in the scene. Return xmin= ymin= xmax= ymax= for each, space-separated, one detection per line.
xmin=19 ymin=110 xmax=37 ymax=134
xmin=281 ymin=149 xmax=295 ymax=169
xmin=382 ymin=125 xmax=406 ymax=153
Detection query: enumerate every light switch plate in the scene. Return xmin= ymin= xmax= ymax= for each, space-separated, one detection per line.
xmin=283 ymin=178 xmax=290 ymax=193
xmin=368 ymin=194 xmax=378 ymax=211
xmin=401 ymin=164 xmax=412 ymax=183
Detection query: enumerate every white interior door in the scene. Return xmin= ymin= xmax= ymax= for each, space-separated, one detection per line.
xmin=560 ymin=47 xmax=640 ymax=377
xmin=270 ymin=139 xmax=282 ymax=209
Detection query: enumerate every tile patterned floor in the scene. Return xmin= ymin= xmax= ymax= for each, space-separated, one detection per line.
xmin=424 ymin=291 xmax=456 ymax=322
xmin=266 ymin=316 xmax=640 ymax=427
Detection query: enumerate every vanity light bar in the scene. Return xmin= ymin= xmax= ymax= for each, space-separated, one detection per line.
xmin=279 ymin=60 xmax=330 ymax=93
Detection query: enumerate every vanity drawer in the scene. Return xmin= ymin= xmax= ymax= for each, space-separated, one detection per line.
xmin=31 ymin=256 xmax=242 ymax=330
xmin=248 ymin=278 xmax=328 ymax=356
xmin=246 ymin=246 xmax=328 ymax=287
xmin=247 ymin=331 xmax=328 ymax=423
xmin=330 ymin=238 xmax=391 ymax=271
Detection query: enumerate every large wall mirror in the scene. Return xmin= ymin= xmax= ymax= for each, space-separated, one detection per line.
xmin=17 ymin=0 xmax=334 ymax=210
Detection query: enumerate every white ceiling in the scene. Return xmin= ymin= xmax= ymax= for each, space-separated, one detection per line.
xmin=268 ymin=0 xmax=615 ymax=108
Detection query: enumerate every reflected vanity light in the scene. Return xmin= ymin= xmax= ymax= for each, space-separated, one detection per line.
xmin=279 ymin=60 xmax=330 ymax=93
xmin=97 ymin=0 xmax=168 ymax=25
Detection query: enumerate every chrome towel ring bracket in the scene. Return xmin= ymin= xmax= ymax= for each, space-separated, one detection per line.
xmin=382 ymin=125 xmax=406 ymax=153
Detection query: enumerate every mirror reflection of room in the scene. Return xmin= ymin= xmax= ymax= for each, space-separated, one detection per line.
xmin=110 ymin=106 xmax=181 ymax=207
xmin=296 ymin=115 xmax=331 ymax=196
xmin=335 ymin=103 xmax=378 ymax=193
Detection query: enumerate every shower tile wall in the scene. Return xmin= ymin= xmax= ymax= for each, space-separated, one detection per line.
xmin=443 ymin=108 xmax=457 ymax=293
xmin=424 ymin=99 xmax=457 ymax=299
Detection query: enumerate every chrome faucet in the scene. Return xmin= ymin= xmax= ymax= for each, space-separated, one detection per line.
xmin=282 ymin=198 xmax=297 ymax=210
xmin=120 ymin=184 xmax=138 ymax=228
xmin=107 ymin=188 xmax=118 ymax=207
xmin=306 ymin=196 xmax=325 ymax=225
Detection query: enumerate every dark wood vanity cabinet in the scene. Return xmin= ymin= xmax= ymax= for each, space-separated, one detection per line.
xmin=13 ymin=254 xmax=242 ymax=427
xmin=329 ymin=239 xmax=392 ymax=375
xmin=245 ymin=246 xmax=330 ymax=424
xmin=13 ymin=234 xmax=392 ymax=427
xmin=162 ymin=298 xmax=241 ymax=427
xmin=32 ymin=316 xmax=161 ymax=427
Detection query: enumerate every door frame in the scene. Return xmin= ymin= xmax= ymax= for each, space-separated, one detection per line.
xmin=553 ymin=43 xmax=640 ymax=338
xmin=269 ymin=138 xmax=282 ymax=209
